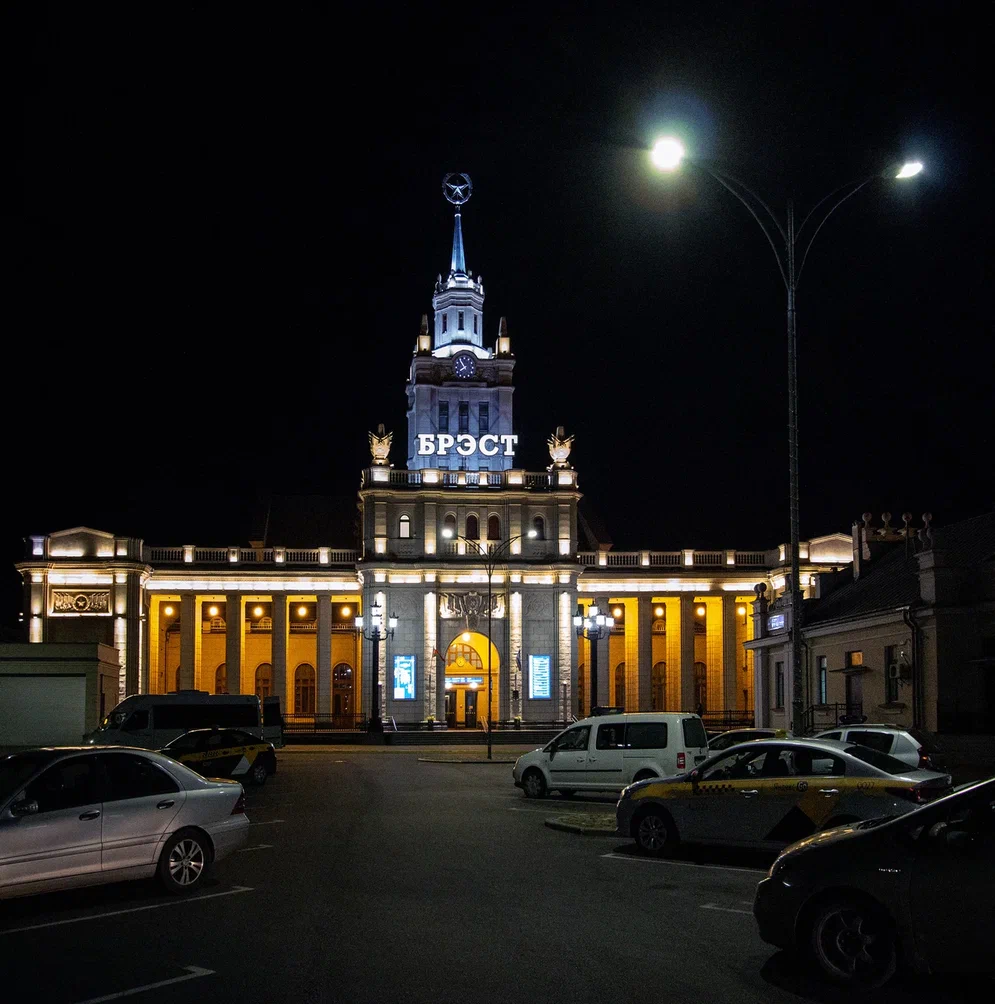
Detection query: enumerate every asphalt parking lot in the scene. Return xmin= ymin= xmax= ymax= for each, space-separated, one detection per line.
xmin=0 ymin=751 xmax=983 ymax=1003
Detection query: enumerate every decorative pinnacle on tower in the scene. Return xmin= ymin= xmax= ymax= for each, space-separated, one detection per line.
xmin=442 ymin=172 xmax=472 ymax=277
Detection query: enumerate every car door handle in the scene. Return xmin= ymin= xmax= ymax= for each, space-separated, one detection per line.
xmin=576 ymin=757 xmax=586 ymax=763
xmin=157 ymin=800 xmax=175 ymax=809
xmin=588 ymin=757 xmax=597 ymax=762
xmin=818 ymin=789 xmax=839 ymax=797
xmin=740 ymin=790 xmax=759 ymax=798
xmin=79 ymin=810 xmax=101 ymax=820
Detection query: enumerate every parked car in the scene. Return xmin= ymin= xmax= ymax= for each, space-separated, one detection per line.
xmin=707 ymin=728 xmax=788 ymax=751
xmin=616 ymin=738 xmax=952 ymax=856
xmin=754 ymin=778 xmax=995 ymax=988
xmin=811 ymin=724 xmax=945 ymax=771
xmin=0 ymin=746 xmax=249 ymax=901
xmin=160 ymin=728 xmax=277 ymax=786
xmin=513 ymin=713 xmax=709 ymax=798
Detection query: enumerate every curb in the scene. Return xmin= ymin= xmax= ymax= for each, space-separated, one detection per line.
xmin=418 ymin=757 xmax=516 ymax=764
xmin=544 ymin=816 xmax=618 ymax=836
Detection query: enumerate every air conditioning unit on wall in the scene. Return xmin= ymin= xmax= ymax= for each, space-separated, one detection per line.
xmin=888 ymin=663 xmax=912 ymax=681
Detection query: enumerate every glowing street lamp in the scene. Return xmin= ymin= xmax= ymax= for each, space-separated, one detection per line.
xmin=354 ymin=602 xmax=397 ymax=735
xmin=650 ymin=136 xmax=685 ymax=171
xmin=573 ymin=603 xmax=614 ymax=713
xmin=650 ymin=138 xmax=923 ymax=733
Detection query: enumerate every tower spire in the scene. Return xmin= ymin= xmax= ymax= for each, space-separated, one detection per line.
xmin=450 ymin=208 xmax=466 ymax=276
xmin=442 ymin=172 xmax=473 ymax=278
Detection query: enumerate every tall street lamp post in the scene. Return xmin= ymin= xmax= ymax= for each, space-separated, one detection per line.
xmin=355 ymin=601 xmax=397 ymax=735
xmin=651 ymin=138 xmax=922 ymax=732
xmin=442 ymin=528 xmax=536 ymax=760
xmin=573 ymin=603 xmax=614 ymax=715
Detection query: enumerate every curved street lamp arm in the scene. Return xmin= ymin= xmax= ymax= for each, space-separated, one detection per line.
xmin=694 ymin=162 xmax=790 ymax=289
xmin=795 ymin=175 xmax=878 ymax=286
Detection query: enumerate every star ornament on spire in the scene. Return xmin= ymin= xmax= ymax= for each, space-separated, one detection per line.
xmin=442 ymin=172 xmax=472 ymax=205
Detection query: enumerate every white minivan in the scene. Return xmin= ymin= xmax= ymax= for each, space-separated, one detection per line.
xmin=512 ymin=712 xmax=710 ymax=798
xmin=83 ymin=692 xmax=263 ymax=749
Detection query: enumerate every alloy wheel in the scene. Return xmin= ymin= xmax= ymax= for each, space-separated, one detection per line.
xmin=168 ymin=838 xmax=206 ymax=887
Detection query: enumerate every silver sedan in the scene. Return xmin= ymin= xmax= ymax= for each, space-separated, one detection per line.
xmin=0 ymin=746 xmax=249 ymax=900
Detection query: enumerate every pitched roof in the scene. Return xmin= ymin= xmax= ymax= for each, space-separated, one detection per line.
xmin=804 ymin=510 xmax=995 ymax=626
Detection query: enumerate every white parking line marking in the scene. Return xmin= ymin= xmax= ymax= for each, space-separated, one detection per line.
xmin=0 ymin=886 xmax=253 ymax=936
xmin=701 ymin=903 xmax=753 ymax=915
xmin=72 ymin=965 xmax=215 ymax=1003
xmin=600 ymin=852 xmax=766 ymax=874
xmin=235 ymin=844 xmax=273 ymax=853
xmin=247 ymin=819 xmax=285 ymax=826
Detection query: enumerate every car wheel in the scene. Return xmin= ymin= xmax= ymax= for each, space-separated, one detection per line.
xmin=633 ymin=770 xmax=658 ymax=783
xmin=158 ymin=829 xmax=211 ymax=895
xmin=522 ymin=769 xmax=547 ymax=799
xmin=248 ymin=759 xmax=268 ymax=786
xmin=808 ymin=896 xmax=897 ymax=988
xmin=633 ymin=807 xmax=676 ymax=856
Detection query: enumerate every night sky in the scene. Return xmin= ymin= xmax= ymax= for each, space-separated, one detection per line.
xmin=8 ymin=3 xmax=989 ymax=627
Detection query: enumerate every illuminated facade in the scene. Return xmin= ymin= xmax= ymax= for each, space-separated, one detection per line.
xmin=14 ymin=183 xmax=857 ymax=727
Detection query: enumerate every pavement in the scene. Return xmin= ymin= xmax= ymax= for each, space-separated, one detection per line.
xmin=0 ymin=753 xmax=982 ymax=1003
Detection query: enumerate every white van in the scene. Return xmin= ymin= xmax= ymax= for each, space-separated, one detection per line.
xmin=83 ymin=692 xmax=263 ymax=749
xmin=512 ymin=712 xmax=710 ymax=798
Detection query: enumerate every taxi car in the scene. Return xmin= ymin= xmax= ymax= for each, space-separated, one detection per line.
xmin=160 ymin=728 xmax=277 ymax=786
xmin=616 ymin=739 xmax=952 ymax=856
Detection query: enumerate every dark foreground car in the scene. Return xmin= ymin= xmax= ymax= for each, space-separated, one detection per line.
xmin=754 ymin=777 xmax=995 ymax=988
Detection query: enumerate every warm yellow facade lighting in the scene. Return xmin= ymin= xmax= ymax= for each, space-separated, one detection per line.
xmin=164 ymin=606 xmax=174 ymax=616
xmin=696 ymin=606 xmax=706 ymax=617
xmin=253 ymin=606 xmax=263 ymax=617
xmin=208 ymin=605 xmax=219 ymax=617
xmin=298 ymin=606 xmax=307 ymax=616
xmin=655 ymin=606 xmax=664 ymax=617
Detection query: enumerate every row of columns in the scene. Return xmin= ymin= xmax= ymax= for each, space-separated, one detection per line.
xmin=582 ymin=593 xmax=753 ymax=714
xmin=173 ymin=593 xmax=340 ymax=710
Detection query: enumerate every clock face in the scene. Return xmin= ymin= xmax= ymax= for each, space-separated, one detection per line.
xmin=453 ymin=353 xmax=477 ymax=379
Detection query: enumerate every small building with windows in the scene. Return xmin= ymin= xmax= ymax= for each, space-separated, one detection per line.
xmin=746 ymin=510 xmax=995 ymax=735
xmin=15 ymin=180 xmax=884 ymax=732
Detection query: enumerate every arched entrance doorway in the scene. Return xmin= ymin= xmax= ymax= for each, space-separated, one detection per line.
xmin=443 ymin=630 xmax=500 ymax=728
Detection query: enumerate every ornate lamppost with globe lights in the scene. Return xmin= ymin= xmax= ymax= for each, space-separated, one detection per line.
xmin=354 ymin=602 xmax=397 ymax=734
xmin=650 ymin=138 xmax=923 ymax=732
xmin=573 ymin=603 xmax=614 ymax=715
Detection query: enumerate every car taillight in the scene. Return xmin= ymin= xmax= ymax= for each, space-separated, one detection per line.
xmin=677 ymin=753 xmax=686 ymax=770
xmin=917 ymin=749 xmax=931 ymax=770
xmin=887 ymin=785 xmax=945 ymax=805
xmin=231 ymin=793 xmax=246 ymax=815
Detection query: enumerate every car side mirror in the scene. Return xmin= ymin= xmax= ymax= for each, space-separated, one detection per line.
xmin=944 ymin=828 xmax=973 ymax=850
xmin=10 ymin=799 xmax=39 ymax=818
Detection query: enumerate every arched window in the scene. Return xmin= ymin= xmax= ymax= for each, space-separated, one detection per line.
xmin=487 ymin=514 xmax=500 ymax=540
xmin=215 ymin=663 xmax=228 ymax=695
xmin=614 ymin=662 xmax=626 ymax=708
xmin=443 ymin=513 xmax=457 ymax=539
xmin=651 ymin=662 xmax=666 ymax=711
xmin=532 ymin=514 xmax=545 ymax=540
xmin=577 ymin=663 xmax=586 ymax=718
xmin=255 ymin=663 xmax=273 ymax=700
xmin=333 ymin=663 xmax=353 ymax=716
xmin=398 ymin=514 xmax=411 ymax=539
xmin=694 ymin=662 xmax=707 ymax=713
xmin=295 ymin=663 xmax=315 ymax=713
xmin=466 ymin=514 xmax=479 ymax=540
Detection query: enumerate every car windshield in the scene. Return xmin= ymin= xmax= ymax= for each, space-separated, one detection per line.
xmin=0 ymin=752 xmax=57 ymax=802
xmin=844 ymin=745 xmax=911 ymax=775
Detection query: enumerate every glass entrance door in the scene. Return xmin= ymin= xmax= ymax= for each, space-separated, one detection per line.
xmin=445 ymin=691 xmax=457 ymax=728
xmin=464 ymin=690 xmax=478 ymax=728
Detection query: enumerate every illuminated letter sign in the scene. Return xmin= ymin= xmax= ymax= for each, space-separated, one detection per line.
xmin=415 ymin=433 xmax=517 ymax=458
xmin=528 ymin=654 xmax=552 ymax=700
xmin=393 ymin=655 xmax=416 ymax=700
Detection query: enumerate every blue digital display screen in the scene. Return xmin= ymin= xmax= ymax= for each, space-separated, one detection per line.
xmin=529 ymin=655 xmax=551 ymax=700
xmin=393 ymin=655 xmax=416 ymax=700
xmin=767 ymin=614 xmax=786 ymax=631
